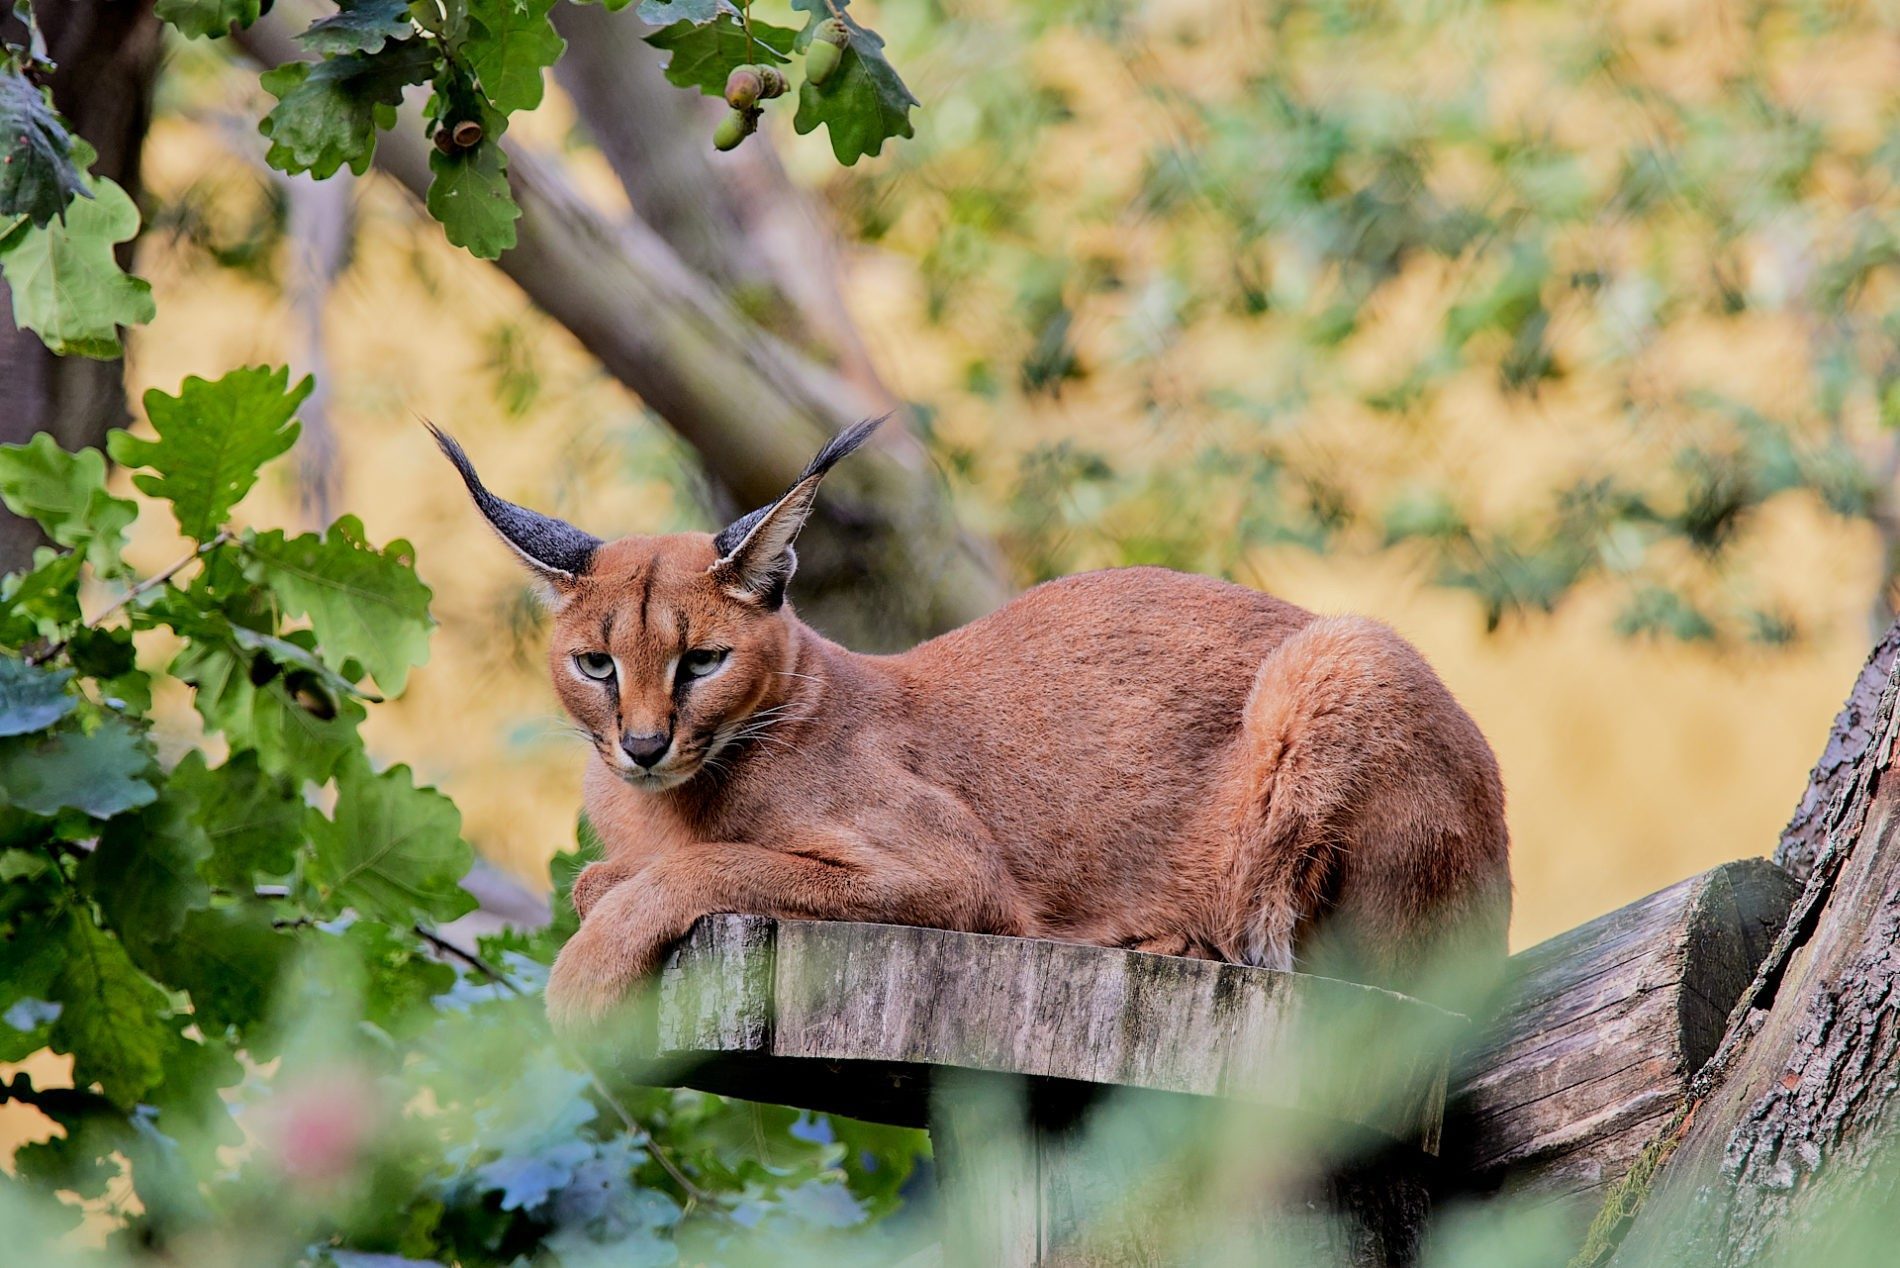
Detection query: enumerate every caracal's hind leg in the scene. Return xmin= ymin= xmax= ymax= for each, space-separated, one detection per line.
xmin=1219 ymin=616 xmax=1511 ymax=1005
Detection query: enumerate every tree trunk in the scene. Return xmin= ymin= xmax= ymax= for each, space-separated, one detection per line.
xmin=0 ymin=0 xmax=161 ymax=572
xmin=1774 ymin=620 xmax=1900 ymax=881
xmin=235 ymin=13 xmax=1011 ymax=650
xmin=1607 ymin=617 xmax=1900 ymax=1264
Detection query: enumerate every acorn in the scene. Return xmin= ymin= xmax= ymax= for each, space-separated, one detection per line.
xmin=725 ymin=65 xmax=765 ymax=110
xmin=806 ymin=18 xmax=849 ymax=86
xmin=727 ymin=64 xmax=789 ymax=109
xmin=451 ymin=119 xmax=484 ymax=149
xmin=432 ymin=127 xmax=456 ymax=155
xmin=713 ymin=107 xmax=758 ymax=152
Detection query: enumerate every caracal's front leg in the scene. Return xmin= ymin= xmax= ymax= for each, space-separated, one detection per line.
xmin=567 ymin=859 xmax=643 ymax=921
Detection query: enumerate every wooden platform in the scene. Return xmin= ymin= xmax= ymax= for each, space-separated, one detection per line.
xmin=623 ymin=857 xmax=1800 ymax=1266
xmin=641 ymin=857 xmax=1801 ymax=1209
xmin=650 ymin=915 xmax=1463 ymax=1150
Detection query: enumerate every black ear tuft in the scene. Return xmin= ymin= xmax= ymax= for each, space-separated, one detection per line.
xmin=799 ymin=413 xmax=887 ymax=483
xmin=711 ymin=415 xmax=887 ymax=560
xmin=708 ymin=415 xmax=888 ymax=606
xmin=425 ymin=422 xmax=602 ymax=580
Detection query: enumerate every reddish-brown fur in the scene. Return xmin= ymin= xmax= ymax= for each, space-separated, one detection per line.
xmin=436 ymin=428 xmax=1511 ymax=1029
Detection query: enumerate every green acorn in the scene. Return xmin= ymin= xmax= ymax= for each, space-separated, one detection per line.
xmin=713 ymin=107 xmax=758 ymax=152
xmin=806 ymin=18 xmax=849 ymax=86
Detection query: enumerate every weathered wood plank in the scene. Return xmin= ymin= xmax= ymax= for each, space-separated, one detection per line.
xmin=653 ymin=917 xmax=1462 ymax=1149
xmin=652 ymin=857 xmax=1796 ymax=1196
xmin=1443 ymin=857 xmax=1800 ymax=1204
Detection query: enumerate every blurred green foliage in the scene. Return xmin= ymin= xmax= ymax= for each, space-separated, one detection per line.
xmin=828 ymin=0 xmax=1900 ymax=643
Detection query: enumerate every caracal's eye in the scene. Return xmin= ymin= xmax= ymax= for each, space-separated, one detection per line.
xmin=574 ymin=652 xmax=616 ymax=681
xmin=680 ymin=647 xmax=729 ymax=680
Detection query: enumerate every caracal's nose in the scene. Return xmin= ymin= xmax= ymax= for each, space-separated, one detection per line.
xmin=620 ymin=731 xmax=671 ymax=768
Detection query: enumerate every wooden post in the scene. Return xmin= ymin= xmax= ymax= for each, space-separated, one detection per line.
xmin=1607 ymin=639 xmax=1900 ymax=1264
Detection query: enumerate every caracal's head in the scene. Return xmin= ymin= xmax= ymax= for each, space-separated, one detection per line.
xmin=431 ymin=418 xmax=883 ymax=791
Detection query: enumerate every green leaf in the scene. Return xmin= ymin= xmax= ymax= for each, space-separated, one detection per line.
xmin=145 ymin=1021 xmax=245 ymax=1155
xmin=46 ymin=908 xmax=177 ymax=1108
xmin=83 ymin=792 xmax=212 ymax=967
xmin=790 ymin=2 xmax=916 ymax=164
xmin=338 ymin=918 xmax=456 ymax=1035
xmin=65 ymin=625 xmax=136 ymax=681
xmin=646 ymin=13 xmax=795 ymax=98
xmin=0 ymin=434 xmax=138 ymax=575
xmin=636 ymin=0 xmax=717 ymax=24
xmin=0 ymin=996 xmax=59 ymax=1063
xmin=146 ymin=905 xmax=292 ymax=1036
xmin=307 ymin=757 xmax=475 ymax=924
xmin=0 ymin=657 xmax=74 ymax=737
xmin=167 ymin=750 xmax=305 ymax=889
xmin=230 ymin=625 xmax=379 ymax=705
xmin=0 ymin=878 xmax=64 ymax=1062
xmin=465 ymin=0 xmax=565 ymax=115
xmin=7 ymin=1082 xmax=135 ymax=1202
xmin=545 ymin=814 xmax=605 ymax=947
xmin=0 ymin=550 xmax=83 ymax=646
xmin=426 ymin=138 xmax=521 ymax=260
xmin=170 ymin=640 xmax=366 ymax=782
xmin=259 ymin=39 xmax=437 ymax=179
xmin=299 ymin=0 xmax=414 ymax=55
xmin=0 ymin=170 xmax=155 ymax=358
xmin=244 ymin=516 xmax=433 ymax=693
xmin=154 ymin=0 xmax=263 ymax=40
xmin=0 ymin=68 xmax=89 ymax=227
xmin=0 ymin=717 xmax=157 ymax=819
xmin=108 ymin=366 xmax=312 ymax=542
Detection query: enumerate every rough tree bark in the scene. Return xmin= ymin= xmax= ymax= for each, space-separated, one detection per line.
xmin=0 ymin=0 xmax=162 ymax=572
xmin=1604 ymin=617 xmax=1900 ymax=1264
xmin=1774 ymin=620 xmax=1900 ymax=881
xmin=236 ymin=10 xmax=1010 ymax=650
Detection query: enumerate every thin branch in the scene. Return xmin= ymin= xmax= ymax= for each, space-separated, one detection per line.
xmin=88 ymin=530 xmax=230 ymax=628
xmin=412 ymin=921 xmax=518 ymax=989
xmin=25 ymin=531 xmax=233 ymax=667
xmin=578 ymin=1059 xmax=714 ymax=1210
xmin=234 ymin=13 xmax=1013 ymax=651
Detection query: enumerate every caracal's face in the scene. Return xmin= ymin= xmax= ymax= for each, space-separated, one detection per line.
xmin=548 ymin=535 xmax=791 ymax=791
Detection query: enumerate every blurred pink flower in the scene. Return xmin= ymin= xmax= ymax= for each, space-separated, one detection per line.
xmin=259 ymin=1067 xmax=381 ymax=1186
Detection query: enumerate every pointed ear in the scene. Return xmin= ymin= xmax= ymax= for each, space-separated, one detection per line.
xmin=708 ymin=415 xmax=887 ymax=608
xmin=426 ymin=422 xmax=602 ymax=592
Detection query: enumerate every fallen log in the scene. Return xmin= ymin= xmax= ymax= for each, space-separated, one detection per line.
xmin=1445 ymin=858 xmax=1800 ymax=1207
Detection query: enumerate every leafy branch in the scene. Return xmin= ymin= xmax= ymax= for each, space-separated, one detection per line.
xmin=0 ymin=364 xmax=913 ymax=1257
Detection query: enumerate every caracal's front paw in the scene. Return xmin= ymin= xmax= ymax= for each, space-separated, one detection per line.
xmin=545 ymin=938 xmax=631 ymax=1033
xmin=543 ymin=897 xmax=684 ymax=1034
xmin=544 ymin=925 xmax=657 ymax=1033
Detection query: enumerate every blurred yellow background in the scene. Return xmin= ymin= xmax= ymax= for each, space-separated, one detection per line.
xmin=109 ymin=0 xmax=1896 ymax=953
